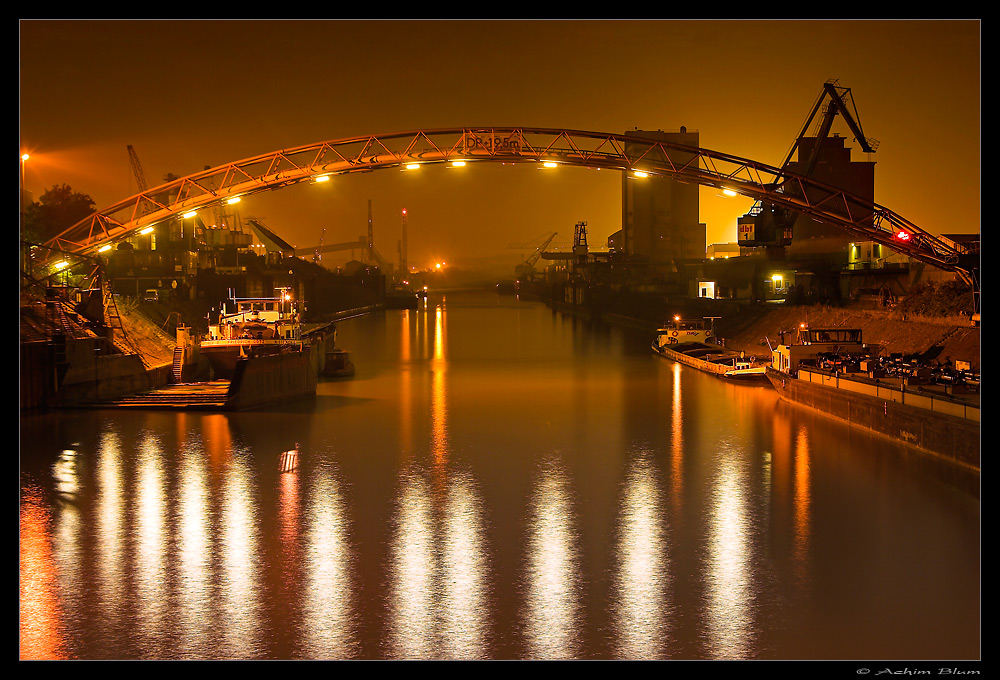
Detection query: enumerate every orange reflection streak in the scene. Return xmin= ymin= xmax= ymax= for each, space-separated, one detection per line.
xmin=431 ymin=305 xmax=447 ymax=470
xmin=400 ymin=309 xmax=411 ymax=362
xmin=670 ymin=363 xmax=684 ymax=515
xmin=279 ymin=469 xmax=301 ymax=582
xmin=793 ymin=426 xmax=812 ymax=582
xmin=399 ymin=311 xmax=413 ymax=461
xmin=612 ymin=453 xmax=669 ymax=660
xmin=203 ymin=414 xmax=233 ymax=472
xmin=20 ymin=491 xmax=69 ymax=660
xmin=770 ymin=405 xmax=793 ymax=511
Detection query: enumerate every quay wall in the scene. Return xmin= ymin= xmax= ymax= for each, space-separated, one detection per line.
xmin=767 ymin=368 xmax=980 ymax=470
xmin=226 ymin=352 xmax=317 ymax=410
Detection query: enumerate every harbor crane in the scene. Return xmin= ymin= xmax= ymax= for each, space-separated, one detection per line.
xmin=737 ymin=80 xmax=877 ymax=251
xmin=127 ymin=144 xmax=148 ymax=192
xmin=515 ymin=231 xmax=557 ymax=280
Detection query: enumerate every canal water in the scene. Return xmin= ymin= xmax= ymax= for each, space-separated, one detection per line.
xmin=20 ymin=292 xmax=980 ymax=660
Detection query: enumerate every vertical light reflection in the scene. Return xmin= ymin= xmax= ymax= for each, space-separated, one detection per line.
xmin=670 ymin=363 xmax=684 ymax=514
xmin=440 ymin=471 xmax=489 ymax=659
xmin=50 ymin=473 xmax=82 ymax=652
xmin=133 ymin=433 xmax=168 ymax=658
xmin=612 ymin=453 xmax=669 ymax=659
xmin=400 ymin=309 xmax=411 ymax=361
xmin=387 ymin=469 xmax=437 ymax=659
xmin=278 ymin=467 xmax=300 ymax=579
xmin=793 ymin=426 xmax=812 ymax=582
xmin=95 ymin=431 xmax=125 ymax=641
xmin=431 ymin=304 xmax=447 ymax=470
xmin=399 ymin=310 xmax=413 ymax=461
xmin=523 ymin=458 xmax=581 ymax=660
xmin=300 ymin=464 xmax=356 ymax=659
xmin=176 ymin=442 xmax=211 ymax=658
xmin=20 ymin=487 xmax=69 ymax=660
xmin=218 ymin=453 xmax=262 ymax=659
xmin=704 ymin=454 xmax=754 ymax=659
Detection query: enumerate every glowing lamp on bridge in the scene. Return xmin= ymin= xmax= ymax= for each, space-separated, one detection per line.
xmin=182 ymin=210 xmax=197 ymax=219
xmin=21 ymin=153 xmax=29 ymax=162
xmin=139 ymin=226 xmax=155 ymax=235
xmin=674 ymin=315 xmax=681 ymax=322
xmin=405 ymin=163 xmax=420 ymax=170
xmin=97 ymin=244 xmax=112 ymax=253
xmin=225 ymin=196 xmax=241 ymax=204
xmin=53 ymin=261 xmax=68 ymax=271
xmin=435 ymin=263 xmax=442 ymax=270
xmin=542 ymin=161 xmax=558 ymax=168
xmin=722 ymin=188 xmax=738 ymax=197
xmin=894 ymin=230 xmax=912 ymax=242
xmin=632 ymin=169 xmax=649 ymax=178
xmin=313 ymin=174 xmax=331 ymax=183
xmin=451 ymin=160 xmax=466 ymax=167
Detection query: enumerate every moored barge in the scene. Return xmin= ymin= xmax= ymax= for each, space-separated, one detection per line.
xmin=652 ymin=316 xmax=768 ymax=381
xmin=766 ymin=326 xmax=979 ymax=468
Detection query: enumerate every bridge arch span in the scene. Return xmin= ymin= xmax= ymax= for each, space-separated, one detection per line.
xmin=41 ymin=127 xmax=970 ymax=281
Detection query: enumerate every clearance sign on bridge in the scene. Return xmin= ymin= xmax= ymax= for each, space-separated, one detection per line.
xmin=41 ymin=127 xmax=972 ymax=286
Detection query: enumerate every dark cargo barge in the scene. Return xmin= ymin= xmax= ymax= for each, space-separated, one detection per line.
xmin=767 ymin=327 xmax=980 ymax=469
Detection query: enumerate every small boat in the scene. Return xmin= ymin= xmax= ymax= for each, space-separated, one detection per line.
xmin=200 ymin=287 xmax=305 ymax=379
xmin=652 ymin=316 xmax=767 ymax=382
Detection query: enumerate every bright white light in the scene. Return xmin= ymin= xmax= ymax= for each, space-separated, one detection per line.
xmin=53 ymin=261 xmax=68 ymax=270
xmin=451 ymin=161 xmax=466 ymax=167
xmin=21 ymin=153 xmax=30 ymax=162
xmin=632 ymin=170 xmax=649 ymax=178
xmin=98 ymin=245 xmax=113 ymax=253
xmin=140 ymin=226 xmax=155 ymax=235
xmin=405 ymin=164 xmax=420 ymax=170
xmin=542 ymin=162 xmax=558 ymax=168
xmin=182 ymin=211 xmax=197 ymax=219
xmin=722 ymin=188 xmax=738 ymax=197
xmin=314 ymin=175 xmax=331 ymax=183
xmin=226 ymin=196 xmax=241 ymax=204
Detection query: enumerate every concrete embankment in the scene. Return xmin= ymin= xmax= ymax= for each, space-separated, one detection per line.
xmin=716 ymin=305 xmax=980 ymax=368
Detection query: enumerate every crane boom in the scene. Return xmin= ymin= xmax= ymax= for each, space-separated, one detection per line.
xmin=126 ymin=144 xmax=148 ymax=192
xmin=739 ymin=80 xmax=877 ymax=248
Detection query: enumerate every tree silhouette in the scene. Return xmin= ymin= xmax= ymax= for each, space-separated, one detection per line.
xmin=22 ymin=184 xmax=96 ymax=243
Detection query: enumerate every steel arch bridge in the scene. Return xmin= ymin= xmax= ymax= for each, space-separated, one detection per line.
xmin=40 ymin=126 xmax=975 ymax=286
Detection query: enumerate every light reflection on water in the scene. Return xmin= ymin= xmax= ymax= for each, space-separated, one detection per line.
xmin=133 ymin=432 xmax=167 ymax=657
xmin=703 ymin=447 xmax=755 ymax=659
xmin=19 ymin=292 xmax=980 ymax=660
xmin=611 ymin=451 xmax=670 ymax=659
xmin=299 ymin=463 xmax=356 ymax=659
xmin=522 ymin=457 xmax=581 ymax=660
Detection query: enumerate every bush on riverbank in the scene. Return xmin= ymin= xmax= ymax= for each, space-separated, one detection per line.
xmin=896 ymin=280 xmax=975 ymax=318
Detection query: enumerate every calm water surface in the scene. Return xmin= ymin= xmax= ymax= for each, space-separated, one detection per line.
xmin=19 ymin=292 xmax=980 ymax=660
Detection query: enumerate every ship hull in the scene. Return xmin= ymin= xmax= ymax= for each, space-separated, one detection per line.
xmin=652 ymin=341 xmax=768 ymax=382
xmin=765 ymin=367 xmax=979 ymax=469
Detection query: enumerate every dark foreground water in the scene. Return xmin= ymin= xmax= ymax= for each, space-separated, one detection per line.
xmin=20 ymin=292 xmax=979 ymax=660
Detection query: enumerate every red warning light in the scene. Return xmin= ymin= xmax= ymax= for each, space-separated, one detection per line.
xmin=402 ymin=209 xmax=407 ymax=215
xmin=894 ymin=230 xmax=912 ymax=242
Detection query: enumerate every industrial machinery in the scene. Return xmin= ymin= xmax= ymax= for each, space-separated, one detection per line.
xmin=737 ymin=80 xmax=877 ymax=250
xmin=515 ymin=231 xmax=557 ymax=280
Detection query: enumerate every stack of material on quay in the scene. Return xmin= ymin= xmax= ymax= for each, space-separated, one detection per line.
xmin=719 ymin=305 xmax=980 ymax=369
